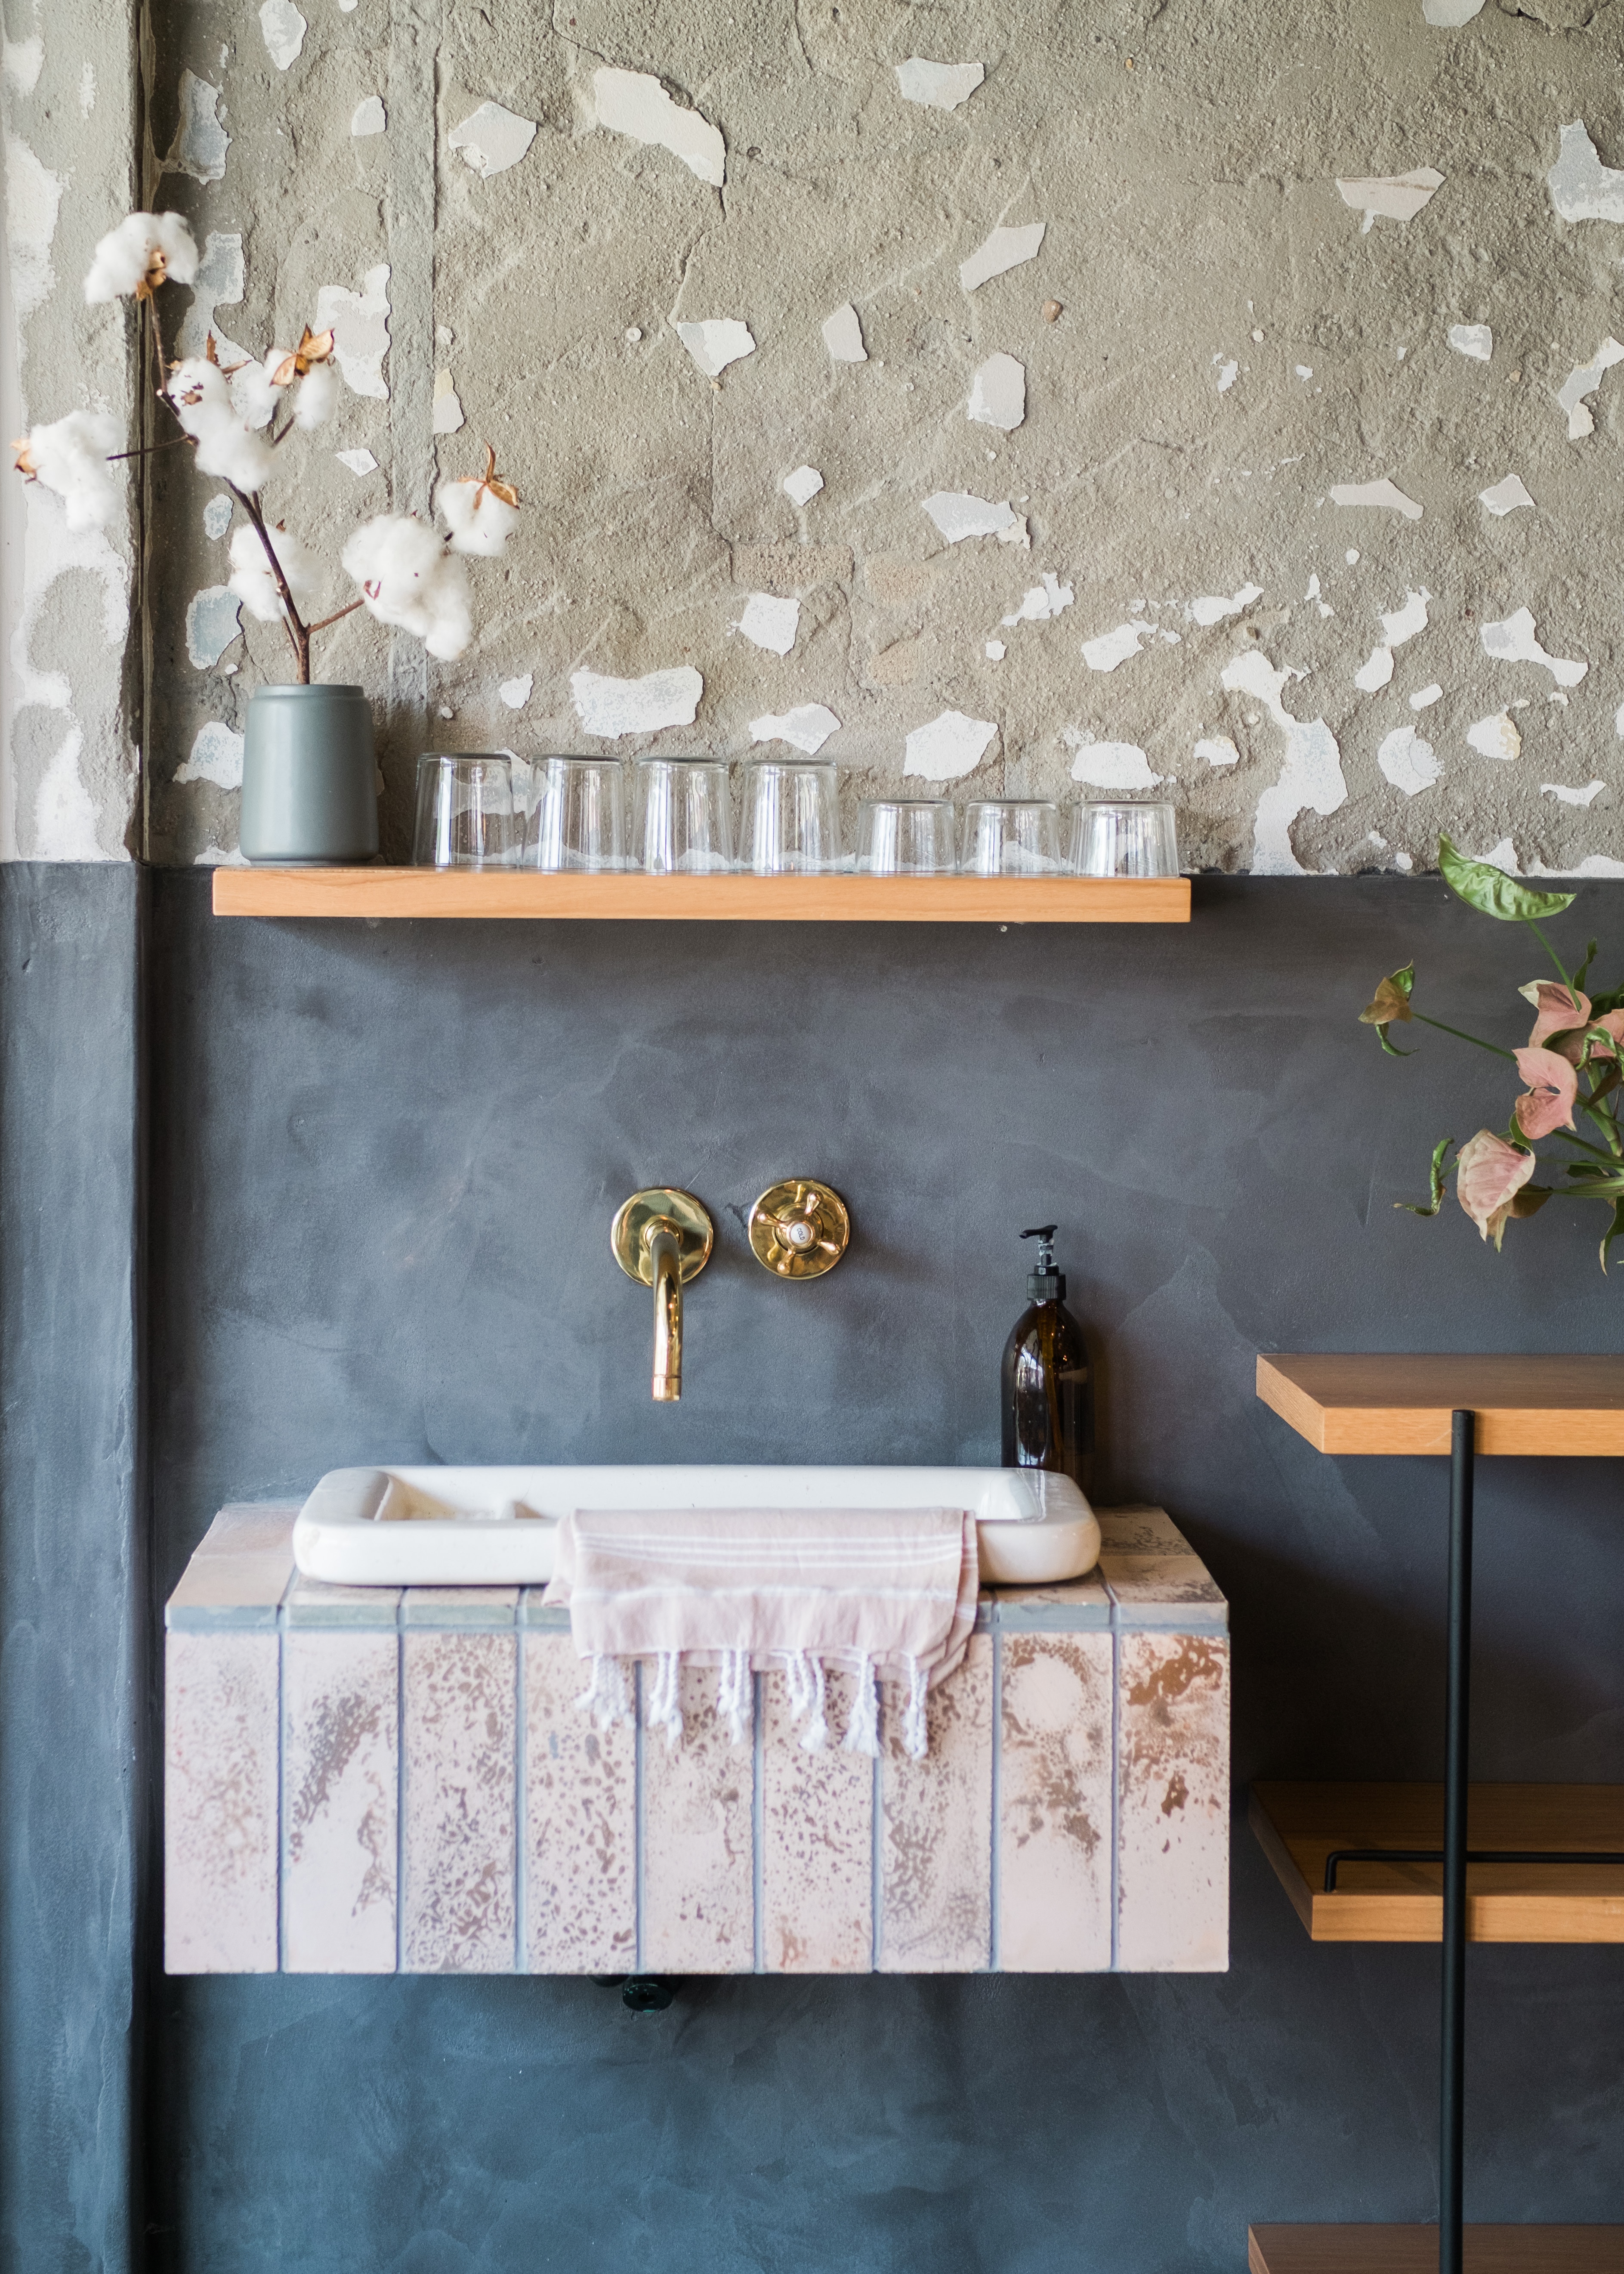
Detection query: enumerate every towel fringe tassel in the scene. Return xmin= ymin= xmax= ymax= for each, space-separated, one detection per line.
xmin=645 ymin=1649 xmax=684 ymax=1749
xmin=784 ymin=1649 xmax=829 ymax=1752
xmin=902 ymin=1655 xmax=929 ymax=1761
xmin=717 ymin=1647 xmax=752 ymax=1747
xmin=574 ymin=1652 xmax=633 ymax=1730
xmin=841 ymin=1652 xmax=880 ymax=1758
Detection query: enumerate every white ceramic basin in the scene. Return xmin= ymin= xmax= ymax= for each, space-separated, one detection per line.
xmin=293 ymin=1463 xmax=1099 ymax=1589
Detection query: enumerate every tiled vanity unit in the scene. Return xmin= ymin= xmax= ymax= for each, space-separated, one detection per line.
xmin=165 ymin=1504 xmax=1228 ymax=1977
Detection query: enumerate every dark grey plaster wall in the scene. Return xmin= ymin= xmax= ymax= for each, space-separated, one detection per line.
xmin=0 ymin=866 xmax=141 ymax=2274
xmin=137 ymin=874 xmax=1624 ymax=2274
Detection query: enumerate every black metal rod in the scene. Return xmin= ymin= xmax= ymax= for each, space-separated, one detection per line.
xmin=1323 ymin=1846 xmax=1624 ymax=1893
xmin=1440 ymin=1410 xmax=1474 ymax=2274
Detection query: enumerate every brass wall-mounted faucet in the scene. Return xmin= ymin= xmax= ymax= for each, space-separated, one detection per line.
xmin=611 ymin=1188 xmax=713 ymax=1402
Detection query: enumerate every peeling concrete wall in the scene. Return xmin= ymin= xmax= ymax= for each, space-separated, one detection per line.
xmin=19 ymin=0 xmax=1624 ymax=871
xmin=0 ymin=0 xmax=140 ymax=857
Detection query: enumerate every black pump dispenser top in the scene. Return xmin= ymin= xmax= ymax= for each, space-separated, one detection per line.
xmin=1021 ymin=1223 xmax=1065 ymax=1300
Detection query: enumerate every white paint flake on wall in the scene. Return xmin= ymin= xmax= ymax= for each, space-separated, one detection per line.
xmin=432 ymin=370 xmax=464 ymax=434
xmin=922 ymin=492 xmax=1028 ymax=546
xmin=499 ymin=673 xmax=533 ymax=709
xmin=1422 ymin=0 xmax=1486 ymax=22
xmin=985 ymin=640 xmax=1005 ymax=660
xmin=750 ymin=704 xmax=840 ymax=754
xmin=571 ymin=666 xmax=703 ymax=738
xmin=822 ymin=303 xmax=866 ymax=362
xmin=177 ymin=229 xmax=244 ymax=359
xmin=1479 ymin=474 xmax=1534 ymax=516
xmin=959 ymin=222 xmax=1045 ymax=292
xmin=163 ymin=72 xmax=229 ymax=182
xmin=894 ymin=59 xmax=984 ymax=110
xmin=184 ymin=586 xmax=241 ymax=670
xmin=34 ymin=730 xmax=104 ymax=856
xmin=672 ymin=319 xmax=755 ymax=377
xmin=1447 ymin=323 xmax=1492 ymax=361
xmin=7 ymin=136 xmax=64 ymax=319
xmin=1195 ymin=736 xmax=1241 ymax=767
xmin=1556 ymin=338 xmax=1624 ymax=439
xmin=3 ymin=37 xmax=43 ymax=91
xmin=1213 ymin=357 xmax=1238 ymax=393
xmin=448 ymin=102 xmax=537 ymax=179
xmin=1002 ymin=573 xmax=1073 ymax=625
xmin=1411 ymin=684 xmax=1443 ymax=710
xmin=1062 ymin=730 xmax=1164 ymax=790
xmin=1480 ymin=607 xmax=1587 ymax=687
xmin=315 ymin=265 xmax=391 ymax=399
xmin=1543 ymin=779 xmax=1605 ymax=806
xmin=904 ymin=710 xmax=997 ymax=778
xmin=1547 ymin=122 xmax=1624 ymax=224
xmin=1187 ymin=583 xmax=1262 ymax=627
xmin=175 ymin=720 xmax=244 ymax=789
xmin=336 ymin=449 xmax=378 ymax=476
xmin=1223 ymin=650 xmax=1346 ymax=875
xmin=1330 ymin=480 xmax=1424 ymax=519
xmin=202 ymin=495 xmax=233 ymax=539
xmin=1335 ymin=167 xmax=1443 ymax=232
xmin=1082 ymin=621 xmax=1154 ymax=673
xmin=732 ymin=593 xmax=800 ymax=655
xmin=351 ymin=96 xmax=386 ymax=138
xmin=967 ymin=353 xmax=1025 ymax=430
xmin=592 ymin=68 xmax=725 ymax=187
xmin=258 ymin=0 xmax=306 ymax=71
xmin=1355 ymin=647 xmax=1394 ymax=693
xmin=1377 ymin=724 xmax=1440 ymax=796
xmin=1467 ymin=712 xmax=1522 ymax=761
xmin=782 ymin=465 xmax=823 ymax=506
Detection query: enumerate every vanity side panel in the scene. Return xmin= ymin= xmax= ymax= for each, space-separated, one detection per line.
xmin=283 ymin=1631 xmax=398 ymax=1974
xmin=998 ymin=1632 xmax=1114 ymax=1971
xmin=1117 ymin=1631 xmax=1230 ymax=1971
xmin=164 ymin=1632 xmax=280 ymax=1973
xmin=641 ymin=1661 xmax=755 ymax=1974
xmin=523 ymin=1635 xmax=636 ymax=1974
xmin=878 ymin=1633 xmax=993 ymax=1973
xmin=760 ymin=1666 xmax=874 ymax=1974
xmin=401 ymin=1631 xmax=516 ymax=1974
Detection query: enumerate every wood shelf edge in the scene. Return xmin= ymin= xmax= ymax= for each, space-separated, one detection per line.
xmin=210 ymin=867 xmax=1192 ymax=924
xmin=1250 ymin=2225 xmax=1624 ymax=2274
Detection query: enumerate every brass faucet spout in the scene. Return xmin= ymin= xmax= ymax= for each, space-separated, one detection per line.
xmin=647 ymin=1221 xmax=683 ymax=1402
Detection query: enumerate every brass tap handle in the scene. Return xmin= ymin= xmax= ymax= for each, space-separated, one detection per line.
xmin=747 ymin=1179 xmax=851 ymax=1279
xmin=611 ymin=1188 xmax=713 ymax=1404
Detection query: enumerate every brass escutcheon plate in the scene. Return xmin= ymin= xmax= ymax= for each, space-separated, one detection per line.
xmin=611 ymin=1188 xmax=714 ymax=1286
xmin=747 ymin=1179 xmax=851 ymax=1280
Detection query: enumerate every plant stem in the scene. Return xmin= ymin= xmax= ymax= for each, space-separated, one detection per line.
xmin=229 ymin=482 xmax=310 ymax=681
xmin=1411 ymin=1012 xmax=1518 ymax=1061
xmin=108 ymin=435 xmax=195 ymax=462
xmin=304 ymin=598 xmax=364 ymax=635
xmin=1523 ymin=916 xmax=1572 ymax=989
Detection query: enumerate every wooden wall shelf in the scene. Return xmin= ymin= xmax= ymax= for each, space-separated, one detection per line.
xmin=1250 ymin=2225 xmax=1624 ymax=2273
xmin=1250 ymin=1783 xmax=1624 ymax=1944
xmin=1256 ymin=1354 xmax=1624 ymax=1458
xmin=210 ymin=867 xmax=1191 ymax=924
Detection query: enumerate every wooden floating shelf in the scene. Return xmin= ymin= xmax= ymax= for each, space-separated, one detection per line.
xmin=1250 ymin=1783 xmax=1624 ymax=1944
xmin=1250 ymin=2225 xmax=1624 ymax=2273
xmin=211 ymin=867 xmax=1191 ymax=924
xmin=1256 ymin=1353 xmax=1624 ymax=1458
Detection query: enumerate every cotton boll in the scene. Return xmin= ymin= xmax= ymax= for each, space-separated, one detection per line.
xmin=227 ymin=521 xmax=320 ymax=623
xmin=421 ymin=556 xmax=472 ymax=659
xmin=167 ymin=357 xmax=273 ymax=490
xmin=439 ymin=478 xmax=518 ymax=558
xmin=293 ymin=362 xmax=338 ymax=430
xmin=341 ymin=513 xmax=473 ymax=659
xmin=23 ymin=410 xmax=122 ymax=532
xmin=230 ymin=353 xmax=281 ymax=433
xmin=83 ymin=210 xmax=198 ymax=302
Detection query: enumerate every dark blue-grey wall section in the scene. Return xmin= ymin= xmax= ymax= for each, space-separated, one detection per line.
xmin=0 ymin=866 xmax=141 ymax=2274
xmin=6 ymin=867 xmax=1624 ymax=2273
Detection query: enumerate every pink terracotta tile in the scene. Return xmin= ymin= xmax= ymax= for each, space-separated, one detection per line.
xmin=401 ymin=1631 xmax=516 ymax=1974
xmin=1117 ymin=1630 xmax=1230 ymax=1971
xmin=523 ymin=1637 xmax=636 ymax=1974
xmin=998 ymin=1633 xmax=1113 ymax=1971
xmin=759 ymin=1666 xmax=873 ymax=1974
xmin=878 ymin=1634 xmax=992 ymax=1973
xmin=167 ymin=1505 xmax=296 ymax=1618
xmin=641 ymin=1660 xmax=754 ymax=1975
xmin=283 ymin=1631 xmax=398 ymax=1974
xmin=164 ymin=1631 xmax=280 ymax=1973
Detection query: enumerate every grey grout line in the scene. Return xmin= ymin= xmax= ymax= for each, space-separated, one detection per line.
xmin=870 ymin=1736 xmax=883 ymax=1974
xmin=1108 ymin=1584 xmax=1122 ymax=1973
xmin=276 ymin=1606 xmax=288 ymax=1973
xmin=395 ymin=1596 xmax=407 ymax=1976
xmin=751 ymin=1672 xmax=765 ymax=1975
xmin=989 ymin=1624 xmax=1002 ymax=1973
xmin=633 ymin=1659 xmax=645 ymax=1975
xmin=513 ymin=1624 xmax=527 ymax=1977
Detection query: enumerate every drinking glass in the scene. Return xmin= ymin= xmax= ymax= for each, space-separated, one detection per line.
xmin=960 ymin=799 xmax=1062 ymax=876
xmin=630 ymin=756 xmax=735 ymax=874
xmin=741 ymin=758 xmax=844 ymax=874
xmin=1069 ymin=799 xmax=1180 ymax=878
xmin=525 ymin=755 xmax=626 ymax=872
xmin=412 ymin=754 xmax=520 ymax=869
xmin=856 ymin=798 xmax=957 ymax=875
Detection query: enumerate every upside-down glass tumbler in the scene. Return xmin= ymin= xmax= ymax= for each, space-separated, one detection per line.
xmin=630 ymin=756 xmax=735 ymax=874
xmin=525 ymin=756 xmax=626 ymax=872
xmin=855 ymin=798 xmax=957 ymax=876
xmin=412 ymin=754 xmax=520 ymax=869
xmin=741 ymin=759 xmax=844 ymax=874
xmin=960 ymin=799 xmax=1063 ymax=876
xmin=1069 ymin=799 xmax=1180 ymax=878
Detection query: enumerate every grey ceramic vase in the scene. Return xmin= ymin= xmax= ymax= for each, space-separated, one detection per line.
xmin=238 ymin=684 xmax=379 ymax=865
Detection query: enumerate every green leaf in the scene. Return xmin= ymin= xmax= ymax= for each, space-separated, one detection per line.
xmin=1602 ymin=1198 xmax=1624 ymax=1275
xmin=1590 ymin=987 xmax=1624 ymax=1016
xmin=1438 ymin=835 xmax=1576 ymax=923
xmin=1575 ymin=938 xmax=1600 ymax=993
xmin=1360 ymin=962 xmax=1415 ymax=1054
xmin=1396 ymin=1135 xmax=1455 ymax=1218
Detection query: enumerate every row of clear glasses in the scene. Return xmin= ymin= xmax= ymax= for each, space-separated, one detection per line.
xmin=411 ymin=755 xmax=1179 ymax=878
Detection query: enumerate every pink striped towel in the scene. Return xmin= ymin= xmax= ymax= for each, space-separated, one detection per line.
xmin=541 ymin=1506 xmax=979 ymax=1760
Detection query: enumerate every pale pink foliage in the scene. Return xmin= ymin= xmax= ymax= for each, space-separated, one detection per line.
xmin=1513 ymin=1046 xmax=1578 ymax=1139
xmin=1455 ymin=1130 xmax=1535 ymax=1248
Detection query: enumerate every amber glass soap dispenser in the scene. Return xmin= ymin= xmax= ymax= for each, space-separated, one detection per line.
xmin=1000 ymin=1224 xmax=1093 ymax=1492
